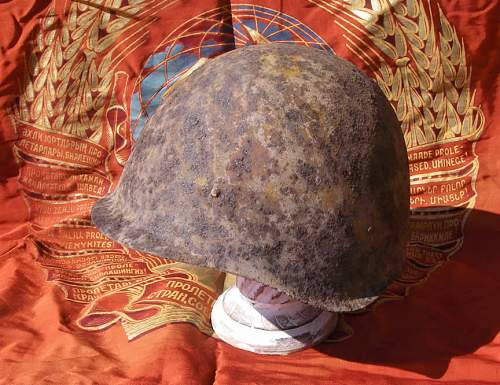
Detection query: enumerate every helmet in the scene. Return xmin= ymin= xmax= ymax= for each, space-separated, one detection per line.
xmin=92 ymin=43 xmax=409 ymax=312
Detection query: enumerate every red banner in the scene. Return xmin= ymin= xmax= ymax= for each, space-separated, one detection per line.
xmin=0 ymin=1 xmax=498 ymax=384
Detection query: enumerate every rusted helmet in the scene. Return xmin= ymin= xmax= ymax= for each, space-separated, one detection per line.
xmin=92 ymin=43 xmax=409 ymax=312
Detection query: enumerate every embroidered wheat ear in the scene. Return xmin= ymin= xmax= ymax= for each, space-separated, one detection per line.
xmin=15 ymin=2 xmax=144 ymax=140
xmin=335 ymin=0 xmax=484 ymax=149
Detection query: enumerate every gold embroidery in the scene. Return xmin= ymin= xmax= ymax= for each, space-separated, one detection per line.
xmin=314 ymin=0 xmax=485 ymax=148
xmin=11 ymin=1 xmax=487 ymax=340
xmin=14 ymin=3 xmax=142 ymax=140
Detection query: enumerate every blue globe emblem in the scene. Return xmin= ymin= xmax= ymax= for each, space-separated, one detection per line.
xmin=130 ymin=5 xmax=333 ymax=140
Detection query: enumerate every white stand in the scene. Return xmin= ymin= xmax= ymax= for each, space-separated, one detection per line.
xmin=211 ymin=276 xmax=338 ymax=355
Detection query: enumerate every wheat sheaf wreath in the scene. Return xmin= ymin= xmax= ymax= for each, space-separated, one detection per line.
xmin=328 ymin=0 xmax=485 ymax=149
xmin=15 ymin=0 xmax=484 ymax=146
xmin=12 ymin=0 xmax=485 ymax=339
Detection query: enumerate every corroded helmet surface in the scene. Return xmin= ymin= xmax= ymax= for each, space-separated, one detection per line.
xmin=92 ymin=43 xmax=409 ymax=312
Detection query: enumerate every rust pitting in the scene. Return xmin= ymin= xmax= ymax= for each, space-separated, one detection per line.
xmin=92 ymin=43 xmax=409 ymax=313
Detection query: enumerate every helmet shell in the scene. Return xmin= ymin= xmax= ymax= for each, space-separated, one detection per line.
xmin=92 ymin=43 xmax=409 ymax=312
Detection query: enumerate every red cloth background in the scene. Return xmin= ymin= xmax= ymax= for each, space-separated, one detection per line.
xmin=1 ymin=0 xmax=499 ymax=384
